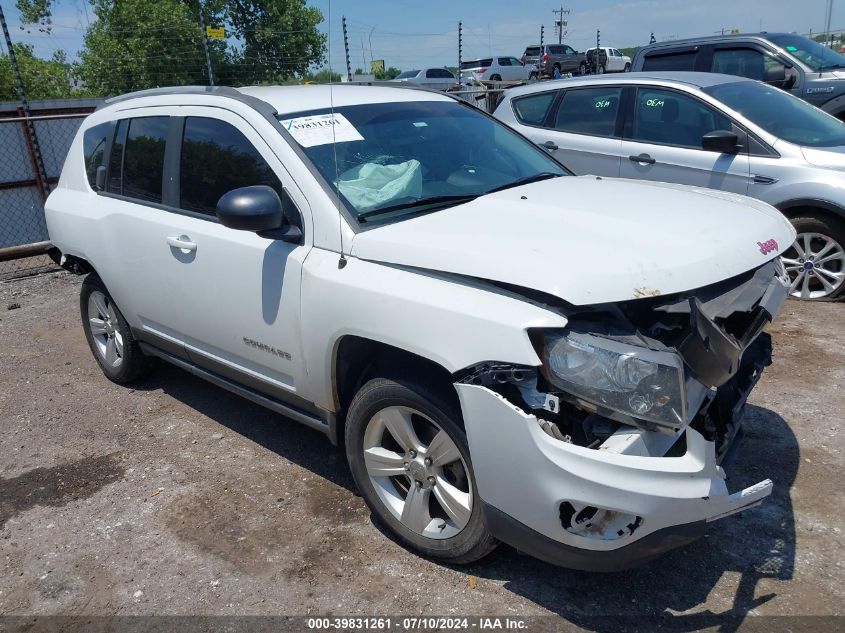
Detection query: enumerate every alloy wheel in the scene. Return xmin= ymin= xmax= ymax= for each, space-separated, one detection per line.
xmin=782 ymin=232 xmax=845 ymax=299
xmin=87 ymin=290 xmax=124 ymax=368
xmin=362 ymin=405 xmax=472 ymax=539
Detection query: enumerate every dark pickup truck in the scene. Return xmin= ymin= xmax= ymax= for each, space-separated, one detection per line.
xmin=522 ymin=43 xmax=587 ymax=77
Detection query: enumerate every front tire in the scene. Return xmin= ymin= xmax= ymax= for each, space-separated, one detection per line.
xmin=782 ymin=215 xmax=845 ymax=300
xmin=624 ymin=63 xmax=631 ymax=72
xmin=345 ymin=377 xmax=497 ymax=564
xmin=80 ymin=274 xmax=155 ymax=382
xmin=578 ymin=62 xmax=587 ymax=75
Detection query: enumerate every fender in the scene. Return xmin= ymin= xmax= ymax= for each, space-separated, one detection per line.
xmin=820 ymin=93 xmax=845 ymax=118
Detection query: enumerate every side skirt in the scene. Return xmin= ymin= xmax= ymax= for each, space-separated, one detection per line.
xmin=138 ymin=341 xmax=333 ymax=440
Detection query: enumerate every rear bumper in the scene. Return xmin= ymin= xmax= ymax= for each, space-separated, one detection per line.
xmin=456 ymin=383 xmax=772 ymax=571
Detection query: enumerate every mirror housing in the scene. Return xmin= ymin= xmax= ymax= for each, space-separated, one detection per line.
xmin=701 ymin=130 xmax=740 ymax=154
xmin=216 ymin=185 xmax=284 ymax=232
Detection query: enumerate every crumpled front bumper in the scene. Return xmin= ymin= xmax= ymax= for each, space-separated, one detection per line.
xmin=456 ymin=383 xmax=772 ymax=571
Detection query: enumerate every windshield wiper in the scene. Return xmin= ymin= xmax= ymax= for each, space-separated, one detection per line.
xmin=358 ymin=194 xmax=480 ymax=222
xmin=484 ymin=172 xmax=562 ymax=194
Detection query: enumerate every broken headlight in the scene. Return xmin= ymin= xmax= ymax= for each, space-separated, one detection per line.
xmin=539 ymin=331 xmax=686 ymax=428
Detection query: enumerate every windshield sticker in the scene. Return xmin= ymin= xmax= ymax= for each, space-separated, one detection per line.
xmin=279 ymin=113 xmax=364 ymax=147
xmin=786 ymin=45 xmax=798 ymax=52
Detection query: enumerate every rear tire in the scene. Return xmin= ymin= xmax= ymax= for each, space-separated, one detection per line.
xmin=490 ymin=74 xmax=502 ymax=82
xmin=578 ymin=62 xmax=587 ymax=75
xmin=80 ymin=274 xmax=156 ymax=383
xmin=782 ymin=215 xmax=845 ymax=301
xmin=597 ymin=63 xmax=606 ymax=74
xmin=345 ymin=377 xmax=498 ymax=564
xmin=624 ymin=63 xmax=631 ymax=72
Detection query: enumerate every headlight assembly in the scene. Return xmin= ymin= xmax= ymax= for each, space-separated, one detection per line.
xmin=539 ymin=330 xmax=686 ymax=428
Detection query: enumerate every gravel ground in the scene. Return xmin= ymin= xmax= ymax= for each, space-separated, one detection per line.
xmin=0 ymin=270 xmax=843 ymax=629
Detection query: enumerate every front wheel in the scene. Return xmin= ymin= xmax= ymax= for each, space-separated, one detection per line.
xmin=345 ymin=377 xmax=497 ymax=564
xmin=782 ymin=215 xmax=845 ymax=300
xmin=578 ymin=62 xmax=587 ymax=75
xmin=624 ymin=63 xmax=631 ymax=72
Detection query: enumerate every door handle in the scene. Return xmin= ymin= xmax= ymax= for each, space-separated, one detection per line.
xmin=166 ymin=235 xmax=197 ymax=252
xmin=629 ymin=153 xmax=656 ymax=165
xmin=540 ymin=140 xmax=559 ymax=151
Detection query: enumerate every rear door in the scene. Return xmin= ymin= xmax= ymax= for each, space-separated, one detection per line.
xmin=618 ymin=86 xmax=750 ymax=194
xmin=425 ymin=68 xmax=454 ymax=91
xmin=512 ymin=86 xmax=624 ymax=176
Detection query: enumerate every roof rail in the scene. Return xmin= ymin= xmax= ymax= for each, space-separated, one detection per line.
xmin=96 ymin=85 xmax=278 ymax=118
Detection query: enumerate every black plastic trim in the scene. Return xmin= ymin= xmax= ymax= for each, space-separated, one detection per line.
xmin=483 ymin=501 xmax=706 ymax=572
xmin=776 ymin=198 xmax=845 ymax=220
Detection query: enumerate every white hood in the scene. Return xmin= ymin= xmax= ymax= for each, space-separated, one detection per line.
xmin=350 ymin=177 xmax=796 ymax=306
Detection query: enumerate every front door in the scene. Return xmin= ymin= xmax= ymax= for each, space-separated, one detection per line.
xmin=163 ymin=109 xmax=311 ymax=401
xmin=619 ymin=87 xmax=750 ymax=194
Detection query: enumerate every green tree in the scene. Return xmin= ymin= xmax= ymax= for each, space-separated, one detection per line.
xmin=221 ymin=0 xmax=326 ymax=84
xmin=374 ymin=66 xmax=400 ymax=80
xmin=0 ymin=43 xmax=75 ymax=100
xmin=16 ymin=0 xmax=327 ymax=94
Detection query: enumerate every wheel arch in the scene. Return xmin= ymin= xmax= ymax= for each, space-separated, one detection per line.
xmin=775 ymin=199 xmax=845 ymax=224
xmin=331 ymin=335 xmax=461 ymax=444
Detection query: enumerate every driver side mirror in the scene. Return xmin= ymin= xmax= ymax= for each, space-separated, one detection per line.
xmin=764 ymin=63 xmax=797 ymax=90
xmin=701 ymin=130 xmax=740 ymax=154
xmin=216 ymin=185 xmax=304 ymax=244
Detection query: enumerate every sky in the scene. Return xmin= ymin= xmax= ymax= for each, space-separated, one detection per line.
xmin=3 ymin=0 xmax=845 ymax=72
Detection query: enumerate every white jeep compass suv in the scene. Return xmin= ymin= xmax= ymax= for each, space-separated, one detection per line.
xmin=46 ymin=84 xmax=794 ymax=571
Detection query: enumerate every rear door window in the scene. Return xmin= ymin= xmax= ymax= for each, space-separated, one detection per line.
xmin=642 ymin=50 xmax=697 ymax=71
xmin=551 ymin=87 xmax=623 ymax=136
xmin=121 ymin=117 xmax=169 ymax=203
xmin=498 ymin=58 xmax=512 ymax=66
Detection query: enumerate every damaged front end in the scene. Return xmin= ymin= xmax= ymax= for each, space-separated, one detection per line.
xmin=456 ymin=259 xmax=789 ymax=570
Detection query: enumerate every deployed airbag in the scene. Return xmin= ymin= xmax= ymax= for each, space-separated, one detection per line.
xmin=336 ymin=159 xmax=422 ymax=212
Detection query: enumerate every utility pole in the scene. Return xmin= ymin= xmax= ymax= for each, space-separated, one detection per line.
xmin=457 ymin=21 xmax=462 ymax=86
xmin=342 ymin=16 xmax=352 ymax=81
xmin=196 ymin=0 xmax=214 ymax=86
xmin=595 ymin=29 xmax=600 ymax=73
xmin=540 ymin=24 xmax=544 ymax=48
xmin=552 ymin=7 xmax=570 ymax=44
xmin=0 ymin=3 xmax=50 ymax=199
xmin=824 ymin=0 xmax=834 ymax=47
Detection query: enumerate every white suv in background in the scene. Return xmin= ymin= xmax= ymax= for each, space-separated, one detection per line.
xmin=391 ymin=68 xmax=456 ymax=92
xmin=459 ymin=56 xmax=531 ymax=83
xmin=47 ymin=84 xmax=792 ymax=570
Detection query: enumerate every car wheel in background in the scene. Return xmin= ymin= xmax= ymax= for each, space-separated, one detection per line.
xmin=624 ymin=63 xmax=631 ymax=72
xmin=597 ymin=64 xmax=606 ymax=74
xmin=80 ymin=273 xmax=156 ymax=382
xmin=345 ymin=377 xmax=498 ymax=564
xmin=781 ymin=216 xmax=845 ymax=300
xmin=578 ymin=62 xmax=587 ymax=75
xmin=490 ymin=74 xmax=502 ymax=82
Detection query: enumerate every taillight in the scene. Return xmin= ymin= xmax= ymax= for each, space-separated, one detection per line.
xmin=543 ymin=53 xmax=550 ymax=62
xmin=475 ymin=68 xmax=487 ymax=73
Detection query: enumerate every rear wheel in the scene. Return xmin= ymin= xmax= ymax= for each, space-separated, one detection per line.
xmin=624 ymin=63 xmax=631 ymax=72
xmin=782 ymin=215 xmax=845 ymax=300
xmin=80 ymin=274 xmax=156 ymax=382
xmin=578 ymin=62 xmax=587 ymax=75
xmin=345 ymin=377 xmax=497 ymax=564
xmin=490 ymin=74 xmax=502 ymax=82
xmin=597 ymin=63 xmax=606 ymax=74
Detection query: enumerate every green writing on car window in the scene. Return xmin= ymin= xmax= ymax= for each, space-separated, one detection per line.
xmin=786 ymin=45 xmax=798 ymax=51
xmin=595 ymin=99 xmax=611 ymax=109
xmin=645 ymin=99 xmax=665 ymax=107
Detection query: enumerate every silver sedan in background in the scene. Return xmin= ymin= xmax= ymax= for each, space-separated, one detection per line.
xmin=494 ymin=72 xmax=845 ymax=300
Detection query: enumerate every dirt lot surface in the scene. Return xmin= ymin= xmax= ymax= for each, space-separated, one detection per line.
xmin=1 ymin=270 xmax=843 ymax=630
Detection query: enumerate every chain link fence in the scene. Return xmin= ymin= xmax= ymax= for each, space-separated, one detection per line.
xmin=0 ymin=98 xmax=101 ymax=280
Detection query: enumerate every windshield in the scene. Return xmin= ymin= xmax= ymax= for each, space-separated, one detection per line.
xmin=768 ymin=33 xmax=845 ymax=71
xmin=524 ymin=47 xmax=541 ymax=57
xmin=395 ymin=70 xmax=419 ymax=79
xmin=460 ymin=59 xmax=492 ymax=70
xmin=704 ymin=80 xmax=845 ymax=147
xmin=278 ymin=100 xmax=567 ymax=222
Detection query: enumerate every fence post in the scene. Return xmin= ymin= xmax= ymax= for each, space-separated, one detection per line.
xmin=457 ymin=21 xmax=462 ymax=87
xmin=0 ymin=4 xmax=51 ymax=200
xmin=342 ymin=16 xmax=352 ymax=82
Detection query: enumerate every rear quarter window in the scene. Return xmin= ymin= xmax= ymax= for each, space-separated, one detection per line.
xmin=512 ymin=92 xmax=556 ymax=125
xmin=82 ymin=122 xmax=110 ymax=189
